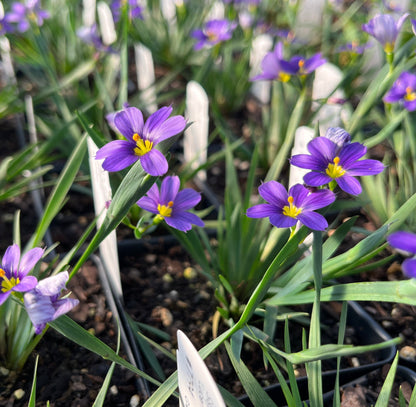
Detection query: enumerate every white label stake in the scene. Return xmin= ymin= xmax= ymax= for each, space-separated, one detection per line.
xmin=177 ymin=330 xmax=225 ymax=407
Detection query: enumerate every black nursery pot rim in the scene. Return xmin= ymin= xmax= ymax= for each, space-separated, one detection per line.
xmin=237 ymin=300 xmax=397 ymax=406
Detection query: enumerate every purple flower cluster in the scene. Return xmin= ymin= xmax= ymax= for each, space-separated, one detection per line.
xmin=0 ymin=244 xmax=78 ymax=334
xmin=96 ymin=106 xmax=186 ymax=177
xmin=251 ymin=42 xmax=326 ymax=82
xmin=2 ymin=0 xmax=49 ymax=34
xmin=384 ymin=71 xmax=416 ymax=111
xmin=191 ymin=19 xmax=237 ymax=50
xmin=387 ymin=231 xmax=416 ymax=278
xmin=137 ymin=176 xmax=204 ymax=232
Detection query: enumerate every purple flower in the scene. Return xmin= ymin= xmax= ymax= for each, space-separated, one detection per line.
xmin=5 ymin=0 xmax=50 ymax=33
xmin=384 ymin=71 xmax=416 ymax=111
xmin=0 ymin=16 xmax=14 ymax=35
xmin=324 ymin=127 xmax=351 ymax=149
xmin=24 ymin=271 xmax=79 ymax=334
xmin=290 ymin=136 xmax=384 ymax=195
xmin=110 ymin=0 xmax=143 ymax=22
xmin=96 ymin=106 xmax=186 ymax=176
xmin=191 ymin=19 xmax=237 ymax=50
xmin=76 ymin=24 xmax=115 ymax=53
xmin=362 ymin=13 xmax=409 ymax=53
xmin=251 ymin=42 xmax=299 ymax=82
xmin=338 ymin=41 xmax=372 ymax=55
xmin=0 ymin=244 xmax=43 ymax=305
xmin=288 ymin=53 xmax=327 ymax=76
xmin=246 ymin=182 xmax=335 ymax=231
xmin=137 ymin=176 xmax=204 ymax=232
xmin=387 ymin=231 xmax=416 ymax=278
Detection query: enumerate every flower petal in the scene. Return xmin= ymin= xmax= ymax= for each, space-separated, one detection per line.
xmin=246 ymin=203 xmax=279 ymax=218
xmin=114 ymin=107 xmax=144 ymax=140
xmin=258 ymin=181 xmax=287 ymax=209
xmin=13 ymin=275 xmax=38 ymax=292
xmin=387 ymin=231 xmax=416 ymax=254
xmin=140 ymin=149 xmax=168 ymax=176
xmin=337 ymin=175 xmax=362 ymax=195
xmin=290 ymin=154 xmax=326 ymax=171
xmin=402 ymin=258 xmax=416 ymax=278
xmin=174 ymin=189 xmax=201 ymax=211
xmin=36 ymin=272 xmax=69 ymax=296
xmin=304 ymin=172 xmax=332 ymax=187
xmin=160 ymin=176 xmax=180 ymax=204
xmin=96 ymin=140 xmax=138 ymax=172
xmin=346 ymin=159 xmax=384 ymax=176
xmin=269 ymin=213 xmax=297 ymax=228
xmin=301 ymin=189 xmax=336 ymax=211
xmin=150 ymin=116 xmax=187 ymax=143
xmin=2 ymin=244 xmax=20 ymax=276
xmin=143 ymin=106 xmax=173 ymax=139
xmin=0 ymin=291 xmax=11 ymax=306
xmin=288 ymin=184 xmax=309 ymax=207
xmin=307 ymin=137 xmax=337 ymax=163
xmin=297 ymin=211 xmax=328 ymax=231
xmin=19 ymin=247 xmax=44 ymax=277
xmin=137 ymin=196 xmax=159 ymax=214
xmin=53 ymin=298 xmax=79 ymax=319
xmin=165 ymin=211 xmax=204 ymax=232
xmin=339 ymin=142 xmax=367 ymax=168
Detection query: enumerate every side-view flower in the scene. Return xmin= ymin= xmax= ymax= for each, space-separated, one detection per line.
xmin=0 ymin=244 xmax=43 ymax=305
xmin=246 ymin=181 xmax=335 ymax=231
xmin=387 ymin=231 xmax=416 ymax=278
xmin=24 ymin=271 xmax=79 ymax=334
xmin=191 ymin=19 xmax=237 ymax=50
xmin=384 ymin=71 xmax=416 ymax=111
xmin=96 ymin=106 xmax=186 ymax=176
xmin=362 ymin=13 xmax=409 ymax=54
xmin=137 ymin=175 xmax=204 ymax=232
xmin=290 ymin=134 xmax=384 ymax=195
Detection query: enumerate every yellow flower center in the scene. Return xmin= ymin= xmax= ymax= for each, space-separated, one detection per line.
xmin=384 ymin=42 xmax=394 ymax=54
xmin=326 ymin=156 xmax=346 ymax=178
xmin=404 ymin=86 xmax=416 ymax=101
xmin=0 ymin=268 xmax=19 ymax=293
xmin=205 ymin=29 xmax=218 ymax=42
xmin=157 ymin=201 xmax=174 ymax=218
xmin=132 ymin=133 xmax=153 ymax=156
xmin=298 ymin=59 xmax=305 ymax=74
xmin=282 ymin=196 xmax=302 ymax=218
xmin=278 ymin=72 xmax=291 ymax=82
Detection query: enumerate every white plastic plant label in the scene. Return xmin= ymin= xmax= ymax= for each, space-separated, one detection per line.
xmin=177 ymin=330 xmax=226 ymax=407
xmin=184 ymin=81 xmax=209 ymax=181
xmin=87 ymin=137 xmax=122 ymax=299
xmin=134 ymin=43 xmax=158 ymax=114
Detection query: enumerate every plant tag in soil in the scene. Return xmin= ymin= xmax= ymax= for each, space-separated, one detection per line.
xmin=177 ymin=330 xmax=225 ymax=407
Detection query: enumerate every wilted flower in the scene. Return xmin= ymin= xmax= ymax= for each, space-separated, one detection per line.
xmin=96 ymin=106 xmax=186 ymax=176
xmin=191 ymin=19 xmax=237 ymax=50
xmin=24 ymin=271 xmax=79 ymax=334
xmin=387 ymin=231 xmax=416 ymax=278
xmin=5 ymin=0 xmax=50 ymax=33
xmin=110 ymin=0 xmax=143 ymax=22
xmin=137 ymin=176 xmax=204 ymax=232
xmin=0 ymin=244 xmax=43 ymax=305
xmin=362 ymin=13 xmax=408 ymax=53
xmin=324 ymin=127 xmax=351 ymax=149
xmin=290 ymin=136 xmax=384 ymax=195
xmin=384 ymin=71 xmax=416 ymax=111
xmin=251 ymin=42 xmax=299 ymax=82
xmin=246 ymin=182 xmax=335 ymax=231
